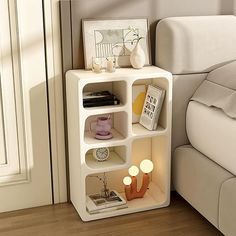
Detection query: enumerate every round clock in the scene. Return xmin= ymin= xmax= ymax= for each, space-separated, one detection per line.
xmin=93 ymin=147 xmax=110 ymax=162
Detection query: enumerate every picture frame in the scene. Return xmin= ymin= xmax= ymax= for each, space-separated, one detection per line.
xmin=82 ymin=18 xmax=151 ymax=69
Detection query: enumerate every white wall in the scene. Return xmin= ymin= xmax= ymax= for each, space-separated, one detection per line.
xmin=62 ymin=0 xmax=236 ymax=69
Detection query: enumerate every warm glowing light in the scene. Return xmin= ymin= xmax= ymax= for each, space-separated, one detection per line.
xmin=128 ymin=165 xmax=139 ymax=176
xmin=123 ymin=176 xmax=132 ymax=185
xmin=140 ymin=159 xmax=154 ymax=173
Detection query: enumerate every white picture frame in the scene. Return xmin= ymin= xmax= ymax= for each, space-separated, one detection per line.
xmin=82 ymin=18 xmax=151 ymax=69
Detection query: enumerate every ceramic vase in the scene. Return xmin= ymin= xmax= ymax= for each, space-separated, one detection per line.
xmin=130 ymin=40 xmax=145 ymax=69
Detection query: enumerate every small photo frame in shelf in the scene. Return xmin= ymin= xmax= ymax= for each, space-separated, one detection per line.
xmin=82 ymin=18 xmax=151 ymax=69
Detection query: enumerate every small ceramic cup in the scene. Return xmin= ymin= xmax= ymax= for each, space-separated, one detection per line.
xmin=92 ymin=57 xmax=102 ymax=73
xmin=106 ymin=57 xmax=116 ymax=73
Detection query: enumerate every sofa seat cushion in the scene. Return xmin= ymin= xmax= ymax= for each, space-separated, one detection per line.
xmin=186 ymin=101 xmax=236 ymax=175
xmin=173 ymin=145 xmax=233 ymax=227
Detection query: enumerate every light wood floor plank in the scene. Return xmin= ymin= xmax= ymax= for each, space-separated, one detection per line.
xmin=0 ymin=192 xmax=222 ymax=236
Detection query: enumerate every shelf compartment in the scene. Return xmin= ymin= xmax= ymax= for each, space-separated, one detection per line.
xmin=82 ymin=80 xmax=127 ymax=109
xmin=85 ymin=146 xmax=127 ymax=173
xmin=132 ymin=137 xmax=170 ymax=195
xmin=84 ymin=112 xmax=128 ymax=145
xmin=84 ymin=179 xmax=168 ymax=220
xmin=131 ymin=77 xmax=169 ymax=134
xmin=85 ymin=137 xmax=170 ymax=203
xmin=85 ymin=179 xmax=166 ymax=209
xmin=82 ymin=136 xmax=170 ymax=220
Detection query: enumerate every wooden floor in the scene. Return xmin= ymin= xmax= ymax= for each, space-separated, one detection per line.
xmin=0 ymin=192 xmax=222 ymax=236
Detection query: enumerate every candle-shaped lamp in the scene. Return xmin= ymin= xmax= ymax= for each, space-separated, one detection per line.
xmin=128 ymin=165 xmax=139 ymax=194
xmin=123 ymin=176 xmax=132 ymax=185
xmin=139 ymin=159 xmax=154 ymax=196
xmin=140 ymin=159 xmax=154 ymax=173
xmin=123 ymin=160 xmax=154 ymax=201
xmin=123 ymin=176 xmax=132 ymax=201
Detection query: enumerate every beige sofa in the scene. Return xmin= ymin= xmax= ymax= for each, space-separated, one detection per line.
xmin=155 ymin=15 xmax=236 ymax=236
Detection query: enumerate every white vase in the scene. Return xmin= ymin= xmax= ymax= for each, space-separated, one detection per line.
xmin=130 ymin=41 xmax=145 ymax=69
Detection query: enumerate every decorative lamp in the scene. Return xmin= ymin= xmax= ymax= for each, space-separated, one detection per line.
xmin=128 ymin=165 xmax=139 ymax=176
xmin=128 ymin=165 xmax=139 ymax=195
xmin=139 ymin=159 xmax=154 ymax=197
xmin=123 ymin=176 xmax=132 ymax=185
xmin=140 ymin=159 xmax=153 ymax=173
xmin=123 ymin=176 xmax=132 ymax=200
xmin=123 ymin=160 xmax=154 ymax=201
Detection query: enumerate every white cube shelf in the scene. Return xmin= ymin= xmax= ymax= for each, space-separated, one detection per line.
xmin=66 ymin=66 xmax=172 ymax=221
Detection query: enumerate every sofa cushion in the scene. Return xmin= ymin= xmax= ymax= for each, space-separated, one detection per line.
xmin=186 ymin=101 xmax=236 ymax=175
xmin=191 ymin=61 xmax=236 ymax=119
xmin=207 ymin=60 xmax=236 ymax=90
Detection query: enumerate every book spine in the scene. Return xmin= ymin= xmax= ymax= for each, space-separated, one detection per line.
xmin=83 ymin=95 xmax=117 ymax=103
xmin=83 ymin=99 xmax=120 ymax=107
xmin=152 ymin=90 xmax=165 ymax=130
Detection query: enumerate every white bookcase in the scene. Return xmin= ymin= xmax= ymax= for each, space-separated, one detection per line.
xmin=66 ymin=66 xmax=172 ymax=221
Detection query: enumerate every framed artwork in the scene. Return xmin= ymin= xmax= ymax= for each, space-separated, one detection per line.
xmin=82 ymin=18 xmax=151 ymax=69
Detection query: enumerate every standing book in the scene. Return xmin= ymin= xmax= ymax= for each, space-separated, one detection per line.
xmin=139 ymin=85 xmax=165 ymax=131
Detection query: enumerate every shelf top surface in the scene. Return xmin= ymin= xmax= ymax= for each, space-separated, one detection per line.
xmin=132 ymin=123 xmax=166 ymax=137
xmin=66 ymin=66 xmax=172 ymax=81
xmin=84 ymin=128 xmax=126 ymax=146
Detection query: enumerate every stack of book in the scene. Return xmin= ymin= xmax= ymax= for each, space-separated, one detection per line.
xmin=86 ymin=190 xmax=127 ymax=214
xmin=83 ymin=91 xmax=120 ymax=108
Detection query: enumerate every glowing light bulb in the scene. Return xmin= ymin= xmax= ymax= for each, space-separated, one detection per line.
xmin=140 ymin=159 xmax=154 ymax=173
xmin=123 ymin=176 xmax=132 ymax=185
xmin=128 ymin=165 xmax=139 ymax=176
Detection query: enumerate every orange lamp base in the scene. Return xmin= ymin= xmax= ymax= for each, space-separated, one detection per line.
xmin=124 ymin=174 xmax=149 ymax=201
